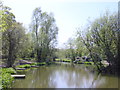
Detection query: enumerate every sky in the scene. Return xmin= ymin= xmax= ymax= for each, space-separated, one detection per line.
xmin=2 ymin=0 xmax=118 ymax=48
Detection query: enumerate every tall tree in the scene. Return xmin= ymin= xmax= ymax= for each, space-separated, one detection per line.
xmin=76 ymin=12 xmax=118 ymax=73
xmin=65 ymin=38 xmax=76 ymax=62
xmin=90 ymin=12 xmax=118 ymax=65
xmin=2 ymin=22 xmax=26 ymax=67
xmin=0 ymin=3 xmax=18 ymax=67
xmin=31 ymin=7 xmax=58 ymax=62
xmin=0 ymin=2 xmax=15 ymax=32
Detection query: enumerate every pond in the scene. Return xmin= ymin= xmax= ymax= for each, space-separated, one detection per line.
xmin=12 ymin=62 xmax=119 ymax=88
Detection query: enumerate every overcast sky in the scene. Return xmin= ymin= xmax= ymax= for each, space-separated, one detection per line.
xmin=3 ymin=0 xmax=118 ymax=48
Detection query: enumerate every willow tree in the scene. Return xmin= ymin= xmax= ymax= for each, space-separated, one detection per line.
xmin=31 ymin=7 xmax=58 ymax=62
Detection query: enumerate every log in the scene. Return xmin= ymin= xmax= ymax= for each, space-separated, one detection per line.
xmin=31 ymin=65 xmax=39 ymax=67
xmin=11 ymin=75 xmax=25 ymax=78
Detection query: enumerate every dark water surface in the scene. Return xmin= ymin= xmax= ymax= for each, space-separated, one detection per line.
xmin=12 ymin=63 xmax=119 ymax=88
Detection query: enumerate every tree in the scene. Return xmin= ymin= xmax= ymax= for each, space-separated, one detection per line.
xmin=2 ymin=22 xmax=26 ymax=67
xmin=65 ymin=38 xmax=76 ymax=62
xmin=0 ymin=3 xmax=18 ymax=67
xmin=76 ymin=12 xmax=118 ymax=73
xmin=76 ymin=28 xmax=103 ymax=71
xmin=31 ymin=7 xmax=58 ymax=62
xmin=0 ymin=2 xmax=15 ymax=32
xmin=90 ymin=12 xmax=118 ymax=65
xmin=18 ymin=32 xmax=34 ymax=59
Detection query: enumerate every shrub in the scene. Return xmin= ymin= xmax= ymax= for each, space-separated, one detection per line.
xmin=2 ymin=68 xmax=16 ymax=74
xmin=0 ymin=68 xmax=15 ymax=89
xmin=1 ymin=73 xmax=14 ymax=89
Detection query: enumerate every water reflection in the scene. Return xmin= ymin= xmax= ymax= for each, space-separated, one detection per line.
xmin=12 ymin=64 xmax=118 ymax=88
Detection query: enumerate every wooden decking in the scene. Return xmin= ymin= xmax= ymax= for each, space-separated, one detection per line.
xmin=11 ymin=75 xmax=25 ymax=78
xmin=15 ymin=68 xmax=26 ymax=70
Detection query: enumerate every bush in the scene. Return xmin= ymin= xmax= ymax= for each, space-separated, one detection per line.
xmin=1 ymin=73 xmax=14 ymax=89
xmin=2 ymin=68 xmax=16 ymax=74
xmin=0 ymin=68 xmax=15 ymax=89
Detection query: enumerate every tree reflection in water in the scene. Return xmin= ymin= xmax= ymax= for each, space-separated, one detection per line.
xmin=12 ymin=64 xmax=118 ymax=88
xmin=50 ymin=66 xmax=106 ymax=88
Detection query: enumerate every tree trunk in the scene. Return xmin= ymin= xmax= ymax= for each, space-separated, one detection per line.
xmin=7 ymin=39 xmax=14 ymax=67
xmin=37 ymin=48 xmax=42 ymax=62
xmin=117 ymin=2 xmax=120 ymax=76
xmin=104 ymin=46 xmax=115 ymax=65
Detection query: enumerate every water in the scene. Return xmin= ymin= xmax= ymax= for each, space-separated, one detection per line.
xmin=12 ymin=63 xmax=119 ymax=88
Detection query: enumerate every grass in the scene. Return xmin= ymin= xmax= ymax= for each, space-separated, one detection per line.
xmin=55 ymin=58 xmax=94 ymax=65
xmin=62 ymin=59 xmax=71 ymax=62
xmin=75 ymin=60 xmax=94 ymax=65
xmin=84 ymin=61 xmax=94 ymax=65
xmin=31 ymin=62 xmax=46 ymax=66
xmin=16 ymin=64 xmax=31 ymax=68
xmin=16 ymin=62 xmax=47 ymax=69
xmin=55 ymin=59 xmax=62 ymax=61
xmin=55 ymin=58 xmax=72 ymax=62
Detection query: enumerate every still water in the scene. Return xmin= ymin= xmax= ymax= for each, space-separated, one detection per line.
xmin=12 ymin=63 xmax=119 ymax=88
